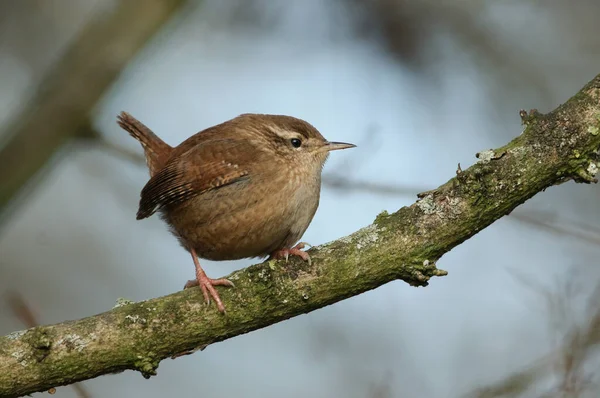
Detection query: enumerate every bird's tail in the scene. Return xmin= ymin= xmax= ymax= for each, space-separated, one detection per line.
xmin=117 ymin=111 xmax=172 ymax=176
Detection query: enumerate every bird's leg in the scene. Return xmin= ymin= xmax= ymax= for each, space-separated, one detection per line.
xmin=183 ymin=248 xmax=234 ymax=313
xmin=269 ymin=242 xmax=312 ymax=265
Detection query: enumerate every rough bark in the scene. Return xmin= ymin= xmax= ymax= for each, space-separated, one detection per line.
xmin=0 ymin=0 xmax=185 ymax=221
xmin=1 ymin=74 xmax=600 ymax=398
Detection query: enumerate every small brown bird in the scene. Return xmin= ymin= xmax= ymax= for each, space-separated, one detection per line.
xmin=117 ymin=112 xmax=355 ymax=312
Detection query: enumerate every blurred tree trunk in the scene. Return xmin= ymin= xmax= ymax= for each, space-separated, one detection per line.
xmin=0 ymin=0 xmax=186 ymax=222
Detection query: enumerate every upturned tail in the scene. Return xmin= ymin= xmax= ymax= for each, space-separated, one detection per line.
xmin=116 ymin=111 xmax=172 ymax=176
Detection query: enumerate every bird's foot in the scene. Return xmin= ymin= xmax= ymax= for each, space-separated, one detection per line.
xmin=184 ymin=251 xmax=234 ymax=313
xmin=270 ymin=242 xmax=312 ymax=265
xmin=184 ymin=275 xmax=234 ymax=313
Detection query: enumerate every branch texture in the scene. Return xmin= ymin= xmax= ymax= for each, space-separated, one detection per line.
xmin=2 ymin=75 xmax=600 ymax=397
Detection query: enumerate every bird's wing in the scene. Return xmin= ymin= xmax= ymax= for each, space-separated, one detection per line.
xmin=136 ymin=138 xmax=254 ymax=219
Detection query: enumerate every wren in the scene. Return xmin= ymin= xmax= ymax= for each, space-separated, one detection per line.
xmin=117 ymin=112 xmax=355 ymax=312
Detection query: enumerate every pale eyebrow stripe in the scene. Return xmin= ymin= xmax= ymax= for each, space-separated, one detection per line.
xmin=268 ymin=128 xmax=305 ymax=141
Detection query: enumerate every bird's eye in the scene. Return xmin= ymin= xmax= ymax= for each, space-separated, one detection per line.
xmin=290 ymin=138 xmax=302 ymax=148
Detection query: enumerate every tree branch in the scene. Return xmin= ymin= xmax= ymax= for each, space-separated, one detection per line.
xmin=5 ymin=293 xmax=90 ymax=398
xmin=2 ymin=75 xmax=600 ymax=397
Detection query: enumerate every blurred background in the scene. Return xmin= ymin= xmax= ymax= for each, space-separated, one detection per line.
xmin=1 ymin=1 xmax=600 ymax=397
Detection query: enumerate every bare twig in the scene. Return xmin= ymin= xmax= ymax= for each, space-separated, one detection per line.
xmin=5 ymin=293 xmax=38 ymax=329
xmin=468 ymin=272 xmax=600 ymax=398
xmin=87 ymin=134 xmax=425 ymax=197
xmin=511 ymin=212 xmax=600 ymax=248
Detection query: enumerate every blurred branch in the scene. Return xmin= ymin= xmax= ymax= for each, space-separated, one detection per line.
xmin=511 ymin=212 xmax=600 ymax=247
xmin=2 ymin=74 xmax=600 ymax=398
xmin=350 ymin=0 xmax=552 ymax=98
xmin=467 ymin=358 xmax=552 ymax=398
xmin=5 ymin=293 xmax=38 ymax=329
xmin=0 ymin=0 xmax=186 ymax=223
xmin=92 ymin=134 xmax=424 ymax=196
xmin=322 ymin=174 xmax=424 ymax=196
xmin=93 ymin=135 xmax=147 ymax=165
xmin=467 ymin=277 xmax=600 ymax=398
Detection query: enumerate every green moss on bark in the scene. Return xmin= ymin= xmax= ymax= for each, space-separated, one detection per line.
xmin=2 ymin=74 xmax=600 ymax=398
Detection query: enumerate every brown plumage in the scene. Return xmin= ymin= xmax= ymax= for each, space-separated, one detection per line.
xmin=117 ymin=111 xmax=355 ymax=312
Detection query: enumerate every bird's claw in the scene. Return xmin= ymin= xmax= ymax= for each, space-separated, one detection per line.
xmin=270 ymin=242 xmax=312 ymax=265
xmin=184 ymin=276 xmax=234 ymax=313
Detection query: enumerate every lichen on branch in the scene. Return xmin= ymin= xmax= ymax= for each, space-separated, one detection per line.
xmin=1 ymin=74 xmax=600 ymax=398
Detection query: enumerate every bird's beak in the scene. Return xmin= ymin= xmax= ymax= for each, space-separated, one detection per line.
xmin=323 ymin=141 xmax=356 ymax=152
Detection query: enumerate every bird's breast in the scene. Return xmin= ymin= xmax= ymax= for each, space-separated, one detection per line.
xmin=163 ymin=166 xmax=321 ymax=260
